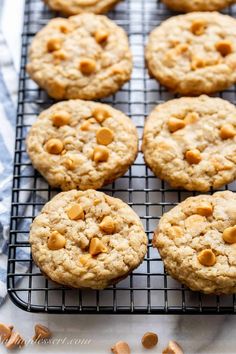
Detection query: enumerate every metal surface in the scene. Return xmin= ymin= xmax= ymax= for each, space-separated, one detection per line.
xmin=7 ymin=0 xmax=236 ymax=314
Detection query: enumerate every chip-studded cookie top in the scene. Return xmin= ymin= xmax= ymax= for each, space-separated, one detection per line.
xmin=44 ymin=0 xmax=121 ymax=15
xmin=146 ymin=12 xmax=236 ymax=95
xmin=26 ymin=100 xmax=138 ymax=191
xmin=27 ymin=14 xmax=132 ymax=100
xmin=153 ymin=191 xmax=236 ymax=294
xmin=162 ymin=0 xmax=236 ymax=12
xmin=30 ymin=190 xmax=147 ymax=289
xmin=142 ymin=95 xmax=236 ymax=192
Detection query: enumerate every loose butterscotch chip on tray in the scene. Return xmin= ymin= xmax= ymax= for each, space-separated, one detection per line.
xmin=141 ymin=332 xmax=158 ymax=349
xmin=162 ymin=340 xmax=183 ymax=354
xmin=111 ymin=341 xmax=131 ymax=354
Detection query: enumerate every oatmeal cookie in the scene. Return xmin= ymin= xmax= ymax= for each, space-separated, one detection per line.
xmin=44 ymin=0 xmax=121 ymax=15
xmin=145 ymin=12 xmax=236 ymax=95
xmin=153 ymin=191 xmax=236 ymax=294
xmin=27 ymin=14 xmax=132 ymax=100
xmin=162 ymin=0 xmax=236 ymax=12
xmin=142 ymin=95 xmax=236 ymax=192
xmin=26 ymin=100 xmax=138 ymax=190
xmin=30 ymin=189 xmax=147 ymax=289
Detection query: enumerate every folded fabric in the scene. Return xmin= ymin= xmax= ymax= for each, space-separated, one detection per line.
xmin=0 ymin=6 xmax=30 ymax=304
xmin=0 ymin=0 xmax=49 ymax=305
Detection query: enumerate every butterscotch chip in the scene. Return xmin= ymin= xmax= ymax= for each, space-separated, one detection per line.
xmin=93 ymin=146 xmax=109 ymax=163
xmin=89 ymin=237 xmax=108 ymax=256
xmin=59 ymin=24 xmax=72 ymax=34
xmin=80 ymin=120 xmax=91 ymax=131
xmin=47 ymin=38 xmax=61 ymax=52
xmin=79 ymin=254 xmax=92 ymax=266
xmin=196 ymin=203 xmax=213 ymax=217
xmin=222 ymin=225 xmax=236 ymax=244
xmin=100 ymin=216 xmax=116 ymax=234
xmin=111 ymin=341 xmax=131 ymax=354
xmin=175 ymin=43 xmax=188 ymax=54
xmin=45 ymin=0 xmax=122 ymax=16
xmin=67 ymin=204 xmax=84 ymax=220
xmin=5 ymin=332 xmax=25 ymax=350
xmin=198 ymin=249 xmax=216 ymax=266
xmin=94 ymin=198 xmax=101 ymax=205
xmin=185 ymin=149 xmax=201 ymax=164
xmin=141 ymin=332 xmax=158 ymax=349
xmin=168 ymin=226 xmax=183 ymax=239
xmin=47 ymin=231 xmax=66 ymax=250
xmin=93 ymin=107 xmax=110 ymax=123
xmin=168 ymin=117 xmax=186 ymax=133
xmin=27 ymin=14 xmax=132 ymax=100
xmin=162 ymin=340 xmax=183 ymax=354
xmin=211 ymin=157 xmax=233 ymax=172
xmin=95 ymin=29 xmax=109 ymax=44
xmin=0 ymin=324 xmax=13 ymax=341
xmin=26 ymin=100 xmax=138 ymax=191
xmin=79 ymin=58 xmax=96 ymax=75
xmin=191 ymin=56 xmax=205 ymax=70
xmin=62 ymin=158 xmax=75 ymax=170
xmin=52 ymin=111 xmax=71 ymax=127
xmin=220 ymin=124 xmax=235 ymax=139
xmin=184 ymin=112 xmax=199 ymax=124
xmin=45 ymin=138 xmax=64 ymax=155
xmin=33 ymin=324 xmax=52 ymax=342
xmin=215 ymin=40 xmax=233 ymax=57
xmin=191 ymin=19 xmax=206 ymax=36
xmin=53 ymin=50 xmax=68 ymax=61
xmin=153 ymin=191 xmax=236 ymax=294
xmin=146 ymin=12 xmax=236 ymax=95
xmin=96 ymin=127 xmax=114 ymax=145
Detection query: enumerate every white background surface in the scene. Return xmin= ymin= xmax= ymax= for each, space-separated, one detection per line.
xmin=1 ymin=1 xmax=236 ymax=353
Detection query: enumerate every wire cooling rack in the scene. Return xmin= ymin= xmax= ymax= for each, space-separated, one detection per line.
xmin=7 ymin=0 xmax=236 ymax=314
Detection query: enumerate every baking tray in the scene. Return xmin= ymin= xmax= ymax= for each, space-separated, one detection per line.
xmin=7 ymin=0 xmax=236 ymax=313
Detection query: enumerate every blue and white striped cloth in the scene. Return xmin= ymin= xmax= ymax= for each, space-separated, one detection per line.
xmin=0 ymin=2 xmax=29 ymax=304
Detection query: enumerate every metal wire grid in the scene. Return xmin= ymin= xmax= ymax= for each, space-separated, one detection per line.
xmin=6 ymin=0 xmax=236 ymax=314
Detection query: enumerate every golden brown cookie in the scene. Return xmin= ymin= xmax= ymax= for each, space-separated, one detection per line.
xmin=44 ymin=0 xmax=121 ymax=15
xmin=146 ymin=12 xmax=236 ymax=95
xmin=26 ymin=100 xmax=138 ymax=190
xmin=153 ymin=191 xmax=236 ymax=294
xmin=162 ymin=0 xmax=236 ymax=12
xmin=30 ymin=189 xmax=147 ymax=289
xmin=27 ymin=14 xmax=132 ymax=100
xmin=142 ymin=95 xmax=236 ymax=192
